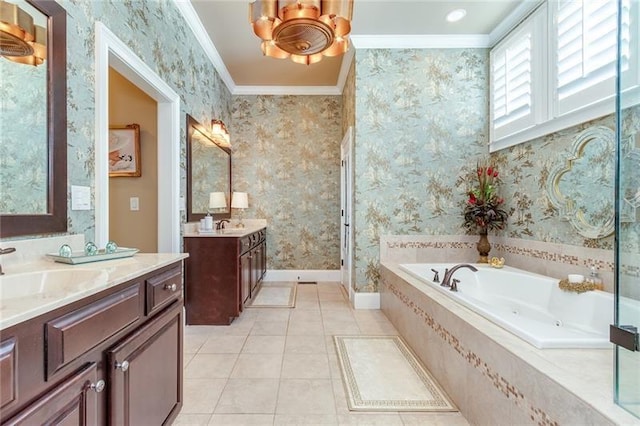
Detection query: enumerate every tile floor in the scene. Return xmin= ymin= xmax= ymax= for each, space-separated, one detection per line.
xmin=175 ymin=282 xmax=470 ymax=425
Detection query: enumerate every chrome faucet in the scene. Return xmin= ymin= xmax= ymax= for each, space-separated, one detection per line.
xmin=441 ymin=263 xmax=478 ymax=288
xmin=0 ymin=247 xmax=16 ymax=276
xmin=216 ymin=219 xmax=230 ymax=230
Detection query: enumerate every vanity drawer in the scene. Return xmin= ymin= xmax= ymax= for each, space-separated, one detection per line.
xmin=46 ymin=284 xmax=141 ymax=377
xmin=0 ymin=337 xmax=17 ymax=408
xmin=146 ymin=266 xmax=182 ymax=315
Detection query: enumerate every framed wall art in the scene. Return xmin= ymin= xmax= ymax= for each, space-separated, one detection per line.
xmin=109 ymin=124 xmax=141 ymax=177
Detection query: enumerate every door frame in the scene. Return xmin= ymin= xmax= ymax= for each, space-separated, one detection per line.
xmin=95 ymin=22 xmax=181 ymax=252
xmin=340 ymin=126 xmax=354 ymax=303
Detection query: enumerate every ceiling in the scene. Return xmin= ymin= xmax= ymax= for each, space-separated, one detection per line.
xmin=183 ymin=0 xmax=536 ymax=94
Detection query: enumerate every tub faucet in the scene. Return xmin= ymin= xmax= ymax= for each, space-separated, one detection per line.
xmin=0 ymin=247 xmax=16 ymax=276
xmin=442 ymin=263 xmax=478 ymax=288
xmin=216 ymin=219 xmax=230 ymax=230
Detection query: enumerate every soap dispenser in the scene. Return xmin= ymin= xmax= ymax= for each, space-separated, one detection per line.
xmin=587 ymin=267 xmax=603 ymax=289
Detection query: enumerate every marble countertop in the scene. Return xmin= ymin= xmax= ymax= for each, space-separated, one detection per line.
xmin=0 ymin=253 xmax=188 ymax=331
xmin=183 ymin=225 xmax=265 ymax=238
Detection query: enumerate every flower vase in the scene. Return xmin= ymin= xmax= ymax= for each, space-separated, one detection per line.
xmin=477 ymin=231 xmax=491 ymax=263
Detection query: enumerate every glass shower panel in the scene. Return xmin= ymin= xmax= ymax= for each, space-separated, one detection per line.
xmin=614 ymin=0 xmax=640 ymax=418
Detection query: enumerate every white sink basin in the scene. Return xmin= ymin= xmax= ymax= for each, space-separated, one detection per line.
xmin=0 ymin=269 xmax=108 ymax=300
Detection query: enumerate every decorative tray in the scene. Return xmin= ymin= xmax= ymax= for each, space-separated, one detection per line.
xmin=46 ymin=248 xmax=139 ymax=265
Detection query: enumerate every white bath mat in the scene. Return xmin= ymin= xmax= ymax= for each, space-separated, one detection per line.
xmin=334 ymin=335 xmax=457 ymax=412
xmin=246 ymin=282 xmax=296 ymax=308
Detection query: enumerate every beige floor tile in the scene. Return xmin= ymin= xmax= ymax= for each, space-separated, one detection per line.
xmin=276 ymin=379 xmax=336 ymax=415
xmin=399 ymin=412 xmax=470 ymax=425
xmin=289 ymin=309 xmax=323 ymax=322
xmin=322 ymin=320 xmax=361 ymax=336
xmin=336 ymin=413 xmax=404 ymax=425
xmin=287 ymin=320 xmax=324 ymax=336
xmin=214 ymin=378 xmax=279 ymax=414
xmin=281 ymin=353 xmax=331 ymax=379
xmin=320 ymin=301 xmax=350 ymax=310
xmin=295 ymin=299 xmax=321 ymax=310
xmin=173 ymin=413 xmax=212 ymax=425
xmin=331 ymin=378 xmax=350 ymax=415
xmin=284 ymin=335 xmax=326 ymax=354
xmin=184 ymin=354 xmax=238 ymax=379
xmin=184 ymin=353 xmax=196 ymax=370
xmin=252 ymin=308 xmax=292 ymax=322
xmin=181 ymin=378 xmax=227 ymax=414
xmin=273 ymin=414 xmax=338 ymax=425
xmin=199 ymin=335 xmax=247 ymax=354
xmin=242 ymin=335 xmax=286 ymax=354
xmin=321 ymin=309 xmax=356 ymax=322
xmin=209 ymin=414 xmax=274 ymax=425
xmin=355 ymin=321 xmax=398 ymax=336
xmin=185 ymin=334 xmax=209 ymax=354
xmin=230 ymin=353 xmax=283 ymax=378
xmin=250 ymin=320 xmax=289 ymax=336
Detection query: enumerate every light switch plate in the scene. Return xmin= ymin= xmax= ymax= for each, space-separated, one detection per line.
xmin=71 ymin=185 xmax=91 ymax=210
xmin=130 ymin=197 xmax=139 ymax=211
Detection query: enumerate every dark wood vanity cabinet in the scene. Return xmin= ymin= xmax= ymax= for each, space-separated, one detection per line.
xmin=184 ymin=228 xmax=267 ymax=325
xmin=0 ymin=261 xmax=184 ymax=426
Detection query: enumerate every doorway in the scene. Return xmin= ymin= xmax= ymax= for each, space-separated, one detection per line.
xmin=95 ymin=22 xmax=180 ymax=252
xmin=340 ymin=127 xmax=354 ymax=302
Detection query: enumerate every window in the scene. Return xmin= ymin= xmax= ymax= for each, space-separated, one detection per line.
xmin=554 ymin=0 xmax=623 ymax=115
xmin=490 ymin=5 xmax=546 ymax=145
xmin=489 ymin=0 xmax=638 ymax=152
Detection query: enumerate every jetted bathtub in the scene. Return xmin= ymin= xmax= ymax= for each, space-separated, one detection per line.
xmin=399 ymin=263 xmax=620 ymax=349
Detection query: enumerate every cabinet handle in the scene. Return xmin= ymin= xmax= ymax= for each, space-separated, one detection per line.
xmin=89 ymin=379 xmax=106 ymax=393
xmin=164 ymin=283 xmax=177 ymax=292
xmin=115 ymin=360 xmax=130 ymax=372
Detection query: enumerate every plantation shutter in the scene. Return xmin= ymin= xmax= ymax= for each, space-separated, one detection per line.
xmin=555 ymin=0 xmax=625 ymax=115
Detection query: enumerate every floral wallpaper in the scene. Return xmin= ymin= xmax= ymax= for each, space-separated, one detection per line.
xmin=351 ymin=48 xmax=617 ymax=293
xmin=2 ymin=0 xmax=232 ymax=240
xmin=231 ymin=95 xmax=342 ymax=270
xmin=352 ymin=49 xmax=490 ymax=292
xmin=0 ymin=60 xmax=48 ymax=214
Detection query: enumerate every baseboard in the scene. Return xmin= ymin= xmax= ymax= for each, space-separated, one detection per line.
xmin=264 ymin=269 xmax=341 ymax=282
xmin=353 ymin=292 xmax=380 ymax=309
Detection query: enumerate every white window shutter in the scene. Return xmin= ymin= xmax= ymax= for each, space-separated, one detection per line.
xmin=490 ymin=5 xmax=546 ymax=146
xmin=554 ymin=0 xmax=627 ymax=115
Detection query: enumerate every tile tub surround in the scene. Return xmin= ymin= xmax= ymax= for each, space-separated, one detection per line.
xmin=380 ymin=234 xmax=614 ymax=293
xmin=379 ymin=262 xmax=639 ymax=426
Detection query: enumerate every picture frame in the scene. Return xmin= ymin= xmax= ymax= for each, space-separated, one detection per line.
xmin=109 ymin=124 xmax=141 ymax=177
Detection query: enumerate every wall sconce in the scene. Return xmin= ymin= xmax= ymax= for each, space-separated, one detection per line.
xmin=211 ymin=119 xmax=230 ymax=145
xmin=231 ymin=192 xmax=248 ymax=228
xmin=0 ymin=0 xmax=47 ymax=66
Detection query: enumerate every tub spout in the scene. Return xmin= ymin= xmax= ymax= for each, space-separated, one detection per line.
xmin=442 ymin=263 xmax=478 ymax=288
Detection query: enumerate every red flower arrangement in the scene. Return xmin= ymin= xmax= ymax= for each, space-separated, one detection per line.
xmin=463 ymin=163 xmax=508 ymax=233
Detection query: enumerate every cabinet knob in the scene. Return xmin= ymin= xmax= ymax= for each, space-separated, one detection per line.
xmin=89 ymin=379 xmax=106 ymax=393
xmin=164 ymin=283 xmax=177 ymax=292
xmin=115 ymin=360 xmax=130 ymax=372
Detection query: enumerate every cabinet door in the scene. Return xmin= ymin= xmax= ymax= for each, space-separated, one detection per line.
xmin=107 ymin=303 xmax=182 ymax=426
xmin=251 ymin=246 xmax=261 ymax=292
xmin=240 ymin=251 xmax=252 ymax=304
xmin=3 ymin=363 xmax=100 ymax=426
xmin=260 ymin=241 xmax=267 ymax=279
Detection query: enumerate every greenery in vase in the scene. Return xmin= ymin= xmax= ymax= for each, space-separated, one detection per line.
xmin=463 ymin=163 xmax=508 ymax=233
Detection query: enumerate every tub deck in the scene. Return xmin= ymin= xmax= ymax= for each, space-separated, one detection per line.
xmin=381 ymin=261 xmax=638 ymax=426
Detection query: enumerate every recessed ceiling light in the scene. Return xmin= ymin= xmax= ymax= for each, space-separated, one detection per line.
xmin=446 ymin=8 xmax=467 ymax=23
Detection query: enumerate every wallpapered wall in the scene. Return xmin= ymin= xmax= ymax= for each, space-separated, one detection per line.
xmin=0 ymin=60 xmax=47 ymax=214
xmin=350 ymin=48 xmax=616 ymax=292
xmin=11 ymin=0 xmax=232 ymax=240
xmin=352 ymin=49 xmax=490 ymax=291
xmin=231 ymin=95 xmax=342 ymax=270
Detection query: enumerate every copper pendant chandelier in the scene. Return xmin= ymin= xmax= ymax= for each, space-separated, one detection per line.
xmin=249 ymin=0 xmax=353 ymax=65
xmin=0 ymin=0 xmax=47 ymax=66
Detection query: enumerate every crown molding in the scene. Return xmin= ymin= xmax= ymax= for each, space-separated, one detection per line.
xmin=232 ymin=85 xmax=343 ymax=96
xmin=350 ymin=34 xmax=491 ymax=49
xmin=488 ymin=0 xmax=544 ymax=46
xmin=172 ymin=0 xmax=236 ymax=93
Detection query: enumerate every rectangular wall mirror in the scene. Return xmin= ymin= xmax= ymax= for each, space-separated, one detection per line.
xmin=186 ymin=114 xmax=231 ymax=222
xmin=0 ymin=0 xmax=67 ymax=238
